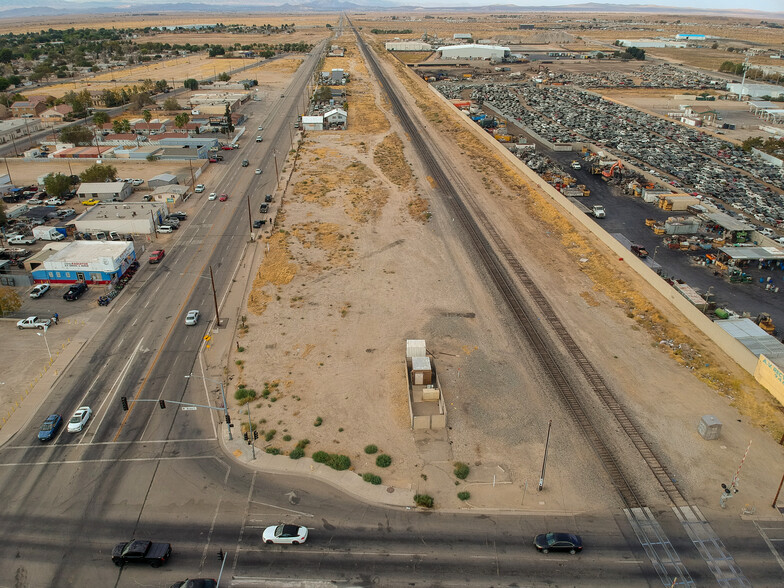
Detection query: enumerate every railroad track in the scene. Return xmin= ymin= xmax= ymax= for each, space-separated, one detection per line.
xmin=351 ymin=24 xmax=687 ymax=511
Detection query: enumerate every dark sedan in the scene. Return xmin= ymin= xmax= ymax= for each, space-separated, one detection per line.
xmin=38 ymin=414 xmax=63 ymax=442
xmin=534 ymin=532 xmax=582 ymax=554
xmin=170 ymin=580 xmax=217 ymax=588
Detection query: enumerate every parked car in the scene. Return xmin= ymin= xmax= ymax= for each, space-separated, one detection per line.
xmin=264 ymin=194 xmax=273 ymax=203
xmin=26 ymin=198 xmax=43 ymax=205
xmin=38 ymin=414 xmax=63 ymax=442
xmin=591 ymin=205 xmax=606 ymax=219
xmin=67 ymin=406 xmax=92 ymax=433
xmin=533 ymin=532 xmax=582 ymax=554
xmin=194 ymin=184 xmax=205 ymax=193
xmin=63 ymin=282 xmax=88 ymax=301
xmin=253 ymin=220 xmax=263 ymax=229
xmin=219 ymin=194 xmax=229 ymax=202
xmin=631 ymin=244 xmax=648 ymax=258
xmin=185 ymin=310 xmax=200 ymax=326
xmin=149 ymin=249 xmax=165 ymax=264
xmin=17 ymin=316 xmax=52 ymax=329
xmin=30 ymin=284 xmax=51 ymax=299
xmin=169 ymin=212 xmax=187 ymax=220
xmin=132 ymin=179 xmax=145 ymax=186
xmin=255 ymin=168 xmax=262 ymax=175
xmin=221 ymin=145 xmax=233 ymax=151
xmin=262 ymin=524 xmax=308 ymax=545
xmin=209 ymin=157 xmax=218 ymax=163
xmin=8 ymin=236 xmax=36 ymax=245
xmin=259 ymin=203 xmax=268 ymax=213
xmin=82 ymin=199 xmax=100 ymax=206
xmin=157 ymin=225 xmax=173 ymax=234
xmin=45 ymin=198 xmax=65 ymax=206
xmin=112 ymin=539 xmax=172 ymax=567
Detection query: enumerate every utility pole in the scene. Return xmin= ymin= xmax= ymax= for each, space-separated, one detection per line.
xmin=539 ymin=419 xmax=552 ymax=491
xmin=246 ymin=401 xmax=256 ymax=460
xmin=773 ymin=472 xmax=784 ymax=510
xmin=209 ymin=265 xmax=220 ymax=327
xmin=188 ymin=159 xmax=196 ymax=192
xmin=3 ymin=157 xmax=11 ymax=184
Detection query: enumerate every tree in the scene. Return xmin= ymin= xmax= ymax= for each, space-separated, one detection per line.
xmin=174 ymin=112 xmax=190 ymax=129
xmin=0 ymin=286 xmax=22 ymax=317
xmin=142 ymin=109 xmax=152 ymax=133
xmin=59 ymin=124 xmax=94 ymax=145
xmin=163 ymin=97 xmax=180 ymax=111
xmin=43 ymin=173 xmax=72 ymax=197
xmin=112 ymin=119 xmax=131 ymax=134
xmin=217 ymin=72 xmax=231 ymax=82
xmin=208 ymin=45 xmax=225 ymax=57
xmin=314 ymin=85 xmax=332 ymax=102
xmin=92 ymin=111 xmax=109 ymax=126
xmin=80 ymin=163 xmax=117 ymax=183
xmin=184 ymin=78 xmax=198 ymax=90
xmin=155 ymin=80 xmax=169 ymax=94
xmin=224 ymin=103 xmax=234 ymax=133
xmin=0 ymin=201 xmax=6 ymax=227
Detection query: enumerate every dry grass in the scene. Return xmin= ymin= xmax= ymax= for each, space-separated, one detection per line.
xmin=644 ymin=48 xmax=738 ymax=70
xmin=392 ymin=52 xmax=434 ymax=64
xmin=407 ymin=195 xmax=431 ymax=223
xmin=262 ymin=57 xmax=305 ymax=73
xmin=291 ymin=222 xmax=355 ymax=268
xmin=248 ymin=231 xmax=298 ymax=316
xmin=373 ymin=132 xmax=414 ymax=190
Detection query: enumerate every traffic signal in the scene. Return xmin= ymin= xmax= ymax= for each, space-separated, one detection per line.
xmin=121 ymin=397 xmax=128 ymax=411
xmin=225 ymin=414 xmax=231 ymax=425
xmin=243 ymin=431 xmax=249 ymax=442
xmin=253 ymin=430 xmax=259 ymax=440
xmin=159 ymin=399 xmax=166 ymax=409
xmin=217 ymin=548 xmax=224 ymax=562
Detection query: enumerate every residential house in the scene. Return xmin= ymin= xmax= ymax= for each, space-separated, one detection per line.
xmin=40 ymin=104 xmax=73 ymax=124
xmin=10 ymin=100 xmax=47 ymax=117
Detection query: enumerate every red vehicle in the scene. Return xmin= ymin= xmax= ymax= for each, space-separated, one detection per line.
xmin=220 ymin=145 xmax=233 ymax=151
xmin=219 ymin=194 xmax=228 ymax=202
xmin=149 ymin=249 xmax=165 ymax=264
xmin=209 ymin=157 xmax=218 ymax=163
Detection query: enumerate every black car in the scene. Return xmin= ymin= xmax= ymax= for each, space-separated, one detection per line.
xmin=169 ymin=212 xmax=187 ymax=220
xmin=259 ymin=203 xmax=268 ymax=213
xmin=534 ymin=532 xmax=582 ymax=554
xmin=112 ymin=539 xmax=172 ymax=567
xmin=264 ymin=194 xmax=273 ymax=203
xmin=253 ymin=219 xmax=266 ymax=228
xmin=170 ymin=580 xmax=217 ymax=588
xmin=63 ymin=282 xmax=88 ymax=301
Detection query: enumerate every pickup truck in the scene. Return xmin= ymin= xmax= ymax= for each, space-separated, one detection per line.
xmin=17 ymin=316 xmax=52 ymax=330
xmin=631 ymin=244 xmax=648 ymax=258
xmin=112 ymin=539 xmax=172 ymax=567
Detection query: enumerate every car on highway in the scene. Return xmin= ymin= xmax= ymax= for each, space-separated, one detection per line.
xmin=112 ymin=539 xmax=172 ymax=567
xmin=82 ymin=199 xmax=100 ymax=206
xmin=258 ymin=125 xmax=263 ymax=130
xmin=170 ymin=580 xmax=217 ymax=588
xmin=149 ymin=249 xmax=165 ymax=264
xmin=255 ymin=168 xmax=262 ymax=175
xmin=208 ymin=192 xmax=217 ymax=200
xmin=259 ymin=203 xmax=268 ymax=213
xmin=194 ymin=184 xmax=205 ymax=193
xmin=265 ymin=194 xmax=273 ymax=203
xmin=242 ymin=160 xmax=249 ymax=167
xmin=262 ymin=524 xmax=308 ymax=545
xmin=17 ymin=316 xmax=52 ymax=329
xmin=256 ymin=136 xmax=263 ymax=143
xmin=253 ymin=220 xmax=263 ymax=229
xmin=533 ymin=532 xmax=582 ymax=554
xmin=38 ymin=414 xmax=63 ymax=442
xmin=219 ymin=193 xmax=229 ymax=202
xmin=63 ymin=282 xmax=88 ymax=301
xmin=30 ymin=284 xmax=51 ymax=299
xmin=185 ymin=310 xmax=200 ymax=326
xmin=67 ymin=406 xmax=92 ymax=433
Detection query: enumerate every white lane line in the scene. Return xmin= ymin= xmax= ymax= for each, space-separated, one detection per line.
xmin=200 ymin=464 xmax=232 ymax=570
xmin=0 ymin=454 xmax=221 ymax=468
xmin=247 ymin=502 xmax=315 ymax=517
xmin=89 ymin=338 xmax=145 ymax=440
xmin=754 ymin=521 xmax=784 ymax=572
xmin=139 ymin=370 xmax=173 ymax=441
xmin=5 ymin=437 xmax=217 ymax=451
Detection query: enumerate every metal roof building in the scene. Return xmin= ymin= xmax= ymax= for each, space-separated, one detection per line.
xmin=438 ymin=44 xmax=510 ymax=61
xmin=385 ymin=41 xmax=433 ymax=52
xmin=716 ymin=318 xmax=784 ymax=364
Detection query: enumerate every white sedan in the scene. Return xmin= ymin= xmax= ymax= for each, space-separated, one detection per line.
xmin=208 ymin=192 xmax=217 ymax=201
xmin=255 ymin=169 xmax=262 ymax=175
xmin=67 ymin=406 xmax=92 ymax=433
xmin=262 ymin=524 xmax=308 ymax=545
xmin=185 ymin=310 xmax=200 ymax=326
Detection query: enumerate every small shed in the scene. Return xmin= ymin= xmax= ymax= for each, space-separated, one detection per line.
xmin=77 ymin=181 xmax=132 ymax=202
xmin=301 ymin=115 xmax=324 ymax=131
xmin=148 ymin=173 xmax=179 ymax=189
xmin=411 ymin=356 xmax=432 ymax=386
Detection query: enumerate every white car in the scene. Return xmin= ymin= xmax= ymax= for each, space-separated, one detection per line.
xmin=17 ymin=316 xmax=52 ymax=329
xmin=30 ymin=284 xmax=51 ymax=299
xmin=258 ymin=125 xmax=263 ymax=130
xmin=208 ymin=192 xmax=217 ymax=201
xmin=195 ymin=184 xmax=205 ymax=193
xmin=67 ymin=406 xmax=92 ymax=433
xmin=262 ymin=524 xmax=308 ymax=545
xmin=185 ymin=310 xmax=200 ymax=325
xmin=45 ymin=198 xmax=65 ymax=206
xmin=255 ymin=169 xmax=262 ymax=175
xmin=8 ymin=236 xmax=36 ymax=245
xmin=132 ymin=179 xmax=144 ymax=186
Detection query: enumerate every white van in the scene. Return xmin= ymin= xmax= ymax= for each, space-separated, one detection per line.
xmin=157 ymin=225 xmax=173 ymax=234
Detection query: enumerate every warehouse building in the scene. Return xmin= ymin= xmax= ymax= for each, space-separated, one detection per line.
xmin=385 ymin=41 xmax=433 ymax=51
xmin=728 ymin=82 xmax=784 ymax=99
xmin=438 ymin=44 xmax=511 ymax=61
xmin=31 ymin=241 xmax=137 ymax=285
xmin=77 ymin=181 xmax=132 ymax=203
xmin=73 ymin=201 xmax=168 ymax=236
xmin=148 ymin=173 xmax=179 ymax=189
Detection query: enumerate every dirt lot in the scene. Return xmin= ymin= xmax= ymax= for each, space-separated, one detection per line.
xmin=228 ymin=31 xmax=784 ymax=513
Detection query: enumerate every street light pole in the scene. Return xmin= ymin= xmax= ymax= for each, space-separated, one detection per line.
xmin=246 ymin=400 xmax=256 ymax=460
xmin=209 ymin=265 xmax=221 ymax=327
xmin=185 ymin=374 xmax=232 ymax=440
xmin=37 ymin=329 xmax=52 ymax=362
xmin=538 ymin=419 xmax=552 ymax=491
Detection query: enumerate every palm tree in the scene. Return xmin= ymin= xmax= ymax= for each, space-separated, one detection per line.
xmin=142 ymin=109 xmax=152 ymax=135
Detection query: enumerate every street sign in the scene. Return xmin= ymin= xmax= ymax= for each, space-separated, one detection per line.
xmin=204 ymin=335 xmax=212 ymax=341
xmin=181 ymin=406 xmax=197 ymax=411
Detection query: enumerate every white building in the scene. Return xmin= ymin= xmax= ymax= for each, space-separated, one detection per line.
xmin=301 ymin=115 xmax=324 ymax=131
xmin=77 ymin=182 xmax=132 ymax=203
xmin=151 ymin=184 xmax=189 ymax=205
xmin=73 ymin=201 xmax=168 ymax=236
xmin=324 ymin=108 xmax=347 ymax=129
xmin=385 ymin=41 xmax=433 ymax=52
xmin=616 ymin=39 xmax=687 ymax=48
xmin=438 ymin=44 xmax=511 ymax=61
xmin=728 ymin=82 xmax=784 ymax=99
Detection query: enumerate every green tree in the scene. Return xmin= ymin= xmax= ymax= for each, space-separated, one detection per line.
xmin=142 ymin=109 xmax=152 ymax=133
xmin=314 ymin=85 xmax=332 ymax=101
xmin=43 ymin=173 xmax=72 ymax=197
xmin=217 ymin=72 xmax=231 ymax=82
xmin=59 ymin=124 xmax=94 ymax=145
xmin=184 ymin=78 xmax=198 ymax=90
xmin=92 ymin=111 xmax=109 ymax=126
xmin=163 ymin=97 xmax=180 ymax=111
xmin=741 ymin=136 xmax=764 ymax=152
xmin=0 ymin=286 xmax=22 ymax=317
xmin=224 ymin=103 xmax=234 ymax=133
xmin=174 ymin=112 xmax=190 ymax=128
xmin=80 ymin=163 xmax=117 ymax=183
xmin=112 ymin=119 xmax=131 ymax=134
xmin=154 ymin=80 xmax=169 ymax=94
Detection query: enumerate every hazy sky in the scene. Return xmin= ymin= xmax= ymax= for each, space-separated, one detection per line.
xmin=40 ymin=0 xmax=784 ymax=13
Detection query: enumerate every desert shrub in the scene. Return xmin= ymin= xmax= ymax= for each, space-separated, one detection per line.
xmin=312 ymin=451 xmax=329 ymax=464
xmin=289 ymin=447 xmax=305 ymax=459
xmin=414 ymin=494 xmax=434 ymax=508
xmin=234 ymin=387 xmax=256 ymax=405
xmin=364 ymin=444 xmax=378 ymax=454
xmin=311 ymin=450 xmax=351 ymax=471
xmin=265 ymin=429 xmax=276 ymax=442
xmin=283 ymin=434 xmax=292 ymax=441
xmin=363 ymin=473 xmax=382 ymax=485
xmin=296 ymin=439 xmax=310 ymax=449
xmin=313 ymin=416 xmax=323 ymax=426
xmin=454 ymin=462 xmax=470 ymax=480
xmin=457 ymin=491 xmax=471 ymax=501
xmin=265 ymin=447 xmax=280 ymax=455
xmin=376 ymin=454 xmax=392 ymax=468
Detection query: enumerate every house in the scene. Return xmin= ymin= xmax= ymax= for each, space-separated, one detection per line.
xmin=77 ymin=181 xmax=132 ymax=202
xmin=10 ymin=100 xmax=47 ymax=117
xmin=132 ymin=120 xmax=167 ymax=134
xmin=148 ymin=173 xmax=179 ymax=189
xmin=151 ymin=184 xmax=189 ymax=204
xmin=324 ymin=108 xmax=347 ymax=129
xmin=40 ymin=104 xmax=73 ymax=123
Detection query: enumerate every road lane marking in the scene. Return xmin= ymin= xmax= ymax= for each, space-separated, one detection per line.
xmin=91 ymin=337 xmax=144 ymax=440
xmin=0 ymin=454 xmax=223 ymax=467
xmin=4 ymin=437 xmax=217 ymax=451
xmin=139 ymin=370 xmax=174 ymax=441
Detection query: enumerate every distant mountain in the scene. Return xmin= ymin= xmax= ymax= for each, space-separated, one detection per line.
xmin=1 ymin=2 xmax=782 ymax=19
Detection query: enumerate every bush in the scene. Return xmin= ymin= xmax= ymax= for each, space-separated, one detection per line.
xmin=457 ymin=491 xmax=471 ymax=501
xmin=289 ymin=447 xmax=305 ymax=459
xmin=414 ymin=494 xmax=434 ymax=508
xmin=454 ymin=462 xmax=470 ymax=480
xmin=283 ymin=434 xmax=292 ymax=441
xmin=265 ymin=447 xmax=280 ymax=455
xmin=296 ymin=439 xmax=310 ymax=450
xmin=313 ymin=416 xmax=323 ymax=427
xmin=234 ymin=387 xmax=257 ymax=405
xmin=312 ymin=450 xmax=351 ymax=471
xmin=364 ymin=444 xmax=378 ymax=454
xmin=265 ymin=429 xmax=276 ymax=442
xmin=312 ymin=451 xmax=329 ymax=464
xmin=376 ymin=454 xmax=392 ymax=468
xmin=363 ymin=473 xmax=382 ymax=485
